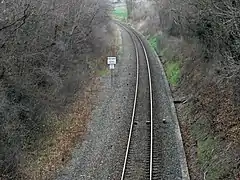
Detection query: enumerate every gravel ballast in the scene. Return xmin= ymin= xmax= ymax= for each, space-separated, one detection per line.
xmin=55 ymin=24 xmax=137 ymax=180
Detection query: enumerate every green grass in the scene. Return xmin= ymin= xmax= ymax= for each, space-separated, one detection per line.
xmin=148 ymin=36 xmax=158 ymax=53
xmin=112 ymin=6 xmax=128 ymax=21
xmin=197 ymin=137 xmax=216 ymax=165
xmin=165 ymin=60 xmax=180 ymax=86
xmin=97 ymin=68 xmax=109 ymax=76
xmin=191 ymin=118 xmax=232 ymax=180
xmin=147 ymin=34 xmax=180 ymax=86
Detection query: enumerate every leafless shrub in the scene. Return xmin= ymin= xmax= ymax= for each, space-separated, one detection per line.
xmin=0 ymin=0 xmax=110 ymax=178
xmin=150 ymin=0 xmax=240 ymax=76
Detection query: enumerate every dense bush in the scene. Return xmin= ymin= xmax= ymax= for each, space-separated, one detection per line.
xmin=154 ymin=0 xmax=240 ymax=75
xmin=0 ymin=0 xmax=110 ymax=178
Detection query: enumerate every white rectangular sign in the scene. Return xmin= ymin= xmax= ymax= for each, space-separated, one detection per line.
xmin=107 ymin=57 xmax=117 ymax=65
xmin=109 ymin=64 xmax=115 ymax=69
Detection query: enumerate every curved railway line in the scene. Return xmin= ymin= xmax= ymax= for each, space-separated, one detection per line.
xmin=116 ymin=22 xmax=154 ymax=180
xmin=115 ymin=21 xmax=189 ymax=180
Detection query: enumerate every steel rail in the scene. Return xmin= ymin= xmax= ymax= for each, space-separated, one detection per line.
xmin=117 ymin=23 xmax=139 ymax=180
xmin=132 ymin=30 xmax=153 ymax=180
xmin=116 ymin=22 xmax=153 ymax=180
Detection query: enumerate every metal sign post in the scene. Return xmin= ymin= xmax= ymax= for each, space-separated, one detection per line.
xmin=107 ymin=57 xmax=117 ymax=88
xmin=107 ymin=57 xmax=117 ymax=65
xmin=110 ymin=65 xmax=114 ymax=87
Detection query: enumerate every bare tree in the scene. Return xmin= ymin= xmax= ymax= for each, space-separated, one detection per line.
xmin=149 ymin=0 xmax=240 ymax=74
xmin=0 ymin=0 xmax=110 ymax=179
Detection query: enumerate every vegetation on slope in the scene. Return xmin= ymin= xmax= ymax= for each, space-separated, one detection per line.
xmin=148 ymin=36 xmax=158 ymax=53
xmin=148 ymin=35 xmax=180 ymax=86
xmin=0 ymin=0 xmax=111 ymax=179
xmin=165 ymin=61 xmax=180 ymax=86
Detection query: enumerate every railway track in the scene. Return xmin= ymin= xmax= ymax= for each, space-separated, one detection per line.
xmin=116 ymin=22 xmax=154 ymax=180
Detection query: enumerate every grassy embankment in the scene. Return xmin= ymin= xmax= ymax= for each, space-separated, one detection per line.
xmin=148 ymin=35 xmax=180 ymax=86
